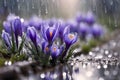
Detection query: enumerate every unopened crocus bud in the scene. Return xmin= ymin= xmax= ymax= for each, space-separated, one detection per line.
xmin=14 ymin=18 xmax=22 ymax=36
xmin=27 ymin=27 xmax=37 ymax=46
xmin=3 ymin=21 xmax=11 ymax=34
xmin=91 ymin=24 xmax=103 ymax=38
xmin=78 ymin=23 xmax=89 ymax=39
xmin=1 ymin=30 xmax=11 ymax=49
xmin=76 ymin=13 xmax=85 ymax=23
xmin=85 ymin=12 xmax=95 ymax=25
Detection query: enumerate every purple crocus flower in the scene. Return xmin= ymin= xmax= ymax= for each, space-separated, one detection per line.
xmin=14 ymin=18 xmax=22 ymax=37
xmin=78 ymin=23 xmax=89 ymax=39
xmin=66 ymin=20 xmax=77 ymax=32
xmin=7 ymin=14 xmax=18 ymax=23
xmin=1 ymin=30 xmax=11 ymax=49
xmin=59 ymin=21 xmax=70 ymax=40
xmin=41 ymin=23 xmax=59 ymax=43
xmin=47 ymin=18 xmax=56 ymax=27
xmin=75 ymin=13 xmax=85 ymax=23
xmin=64 ymin=33 xmax=78 ymax=47
xmin=29 ymin=16 xmax=42 ymax=31
xmin=84 ymin=12 xmax=95 ymax=25
xmin=3 ymin=21 xmax=11 ymax=34
xmin=13 ymin=18 xmax=23 ymax=48
xmin=50 ymin=45 xmax=61 ymax=59
xmin=61 ymin=33 xmax=77 ymax=58
xmin=41 ymin=41 xmax=49 ymax=54
xmin=91 ymin=24 xmax=103 ymax=38
xmin=27 ymin=27 xmax=37 ymax=47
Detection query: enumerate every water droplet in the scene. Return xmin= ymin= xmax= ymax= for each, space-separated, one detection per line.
xmin=104 ymin=71 xmax=109 ymax=76
xmin=99 ymin=77 xmax=104 ymax=80
xmin=86 ymin=71 xmax=93 ymax=77
xmin=105 ymin=50 xmax=109 ymax=55
xmin=53 ymin=73 xmax=57 ymax=79
xmin=97 ymin=65 xmax=101 ymax=69
xmin=40 ymin=73 xmax=45 ymax=78
xmin=103 ymin=64 xmax=108 ymax=69
xmin=108 ymin=54 xmax=112 ymax=58
xmin=113 ymin=70 xmax=118 ymax=75
xmin=63 ymin=72 xmax=66 ymax=79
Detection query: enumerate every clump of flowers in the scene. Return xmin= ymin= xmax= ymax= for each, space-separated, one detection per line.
xmin=1 ymin=12 xmax=105 ymax=66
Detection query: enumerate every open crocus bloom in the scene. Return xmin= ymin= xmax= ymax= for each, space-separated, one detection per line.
xmin=41 ymin=41 xmax=49 ymax=54
xmin=64 ymin=33 xmax=78 ymax=47
xmin=41 ymin=23 xmax=59 ymax=43
xmin=50 ymin=45 xmax=61 ymax=59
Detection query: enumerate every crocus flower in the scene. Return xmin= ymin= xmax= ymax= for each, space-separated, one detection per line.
xmin=64 ymin=33 xmax=78 ymax=48
xmin=14 ymin=18 xmax=22 ymax=37
xmin=84 ymin=12 xmax=95 ymax=25
xmin=27 ymin=27 xmax=37 ymax=47
xmin=61 ymin=33 xmax=77 ymax=58
xmin=3 ymin=21 xmax=11 ymax=34
xmin=29 ymin=16 xmax=41 ymax=31
xmin=1 ymin=30 xmax=11 ymax=49
xmin=41 ymin=41 xmax=49 ymax=54
xmin=47 ymin=18 xmax=56 ymax=27
xmin=13 ymin=18 xmax=23 ymax=48
xmin=75 ymin=13 xmax=85 ymax=23
xmin=91 ymin=24 xmax=103 ymax=38
xmin=59 ymin=21 xmax=70 ymax=40
xmin=78 ymin=23 xmax=89 ymax=39
xmin=50 ymin=45 xmax=61 ymax=59
xmin=41 ymin=23 xmax=59 ymax=43
xmin=7 ymin=14 xmax=18 ymax=23
xmin=66 ymin=20 xmax=77 ymax=32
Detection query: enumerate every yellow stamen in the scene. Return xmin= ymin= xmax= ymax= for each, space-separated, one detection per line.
xmin=53 ymin=47 xmax=56 ymax=51
xmin=50 ymin=32 xmax=53 ymax=37
xmin=68 ymin=34 xmax=74 ymax=39
xmin=45 ymin=47 xmax=49 ymax=51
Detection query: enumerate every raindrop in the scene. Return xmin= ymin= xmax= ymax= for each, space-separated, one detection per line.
xmin=105 ymin=50 xmax=109 ymax=55
xmin=63 ymin=72 xmax=67 ymax=79
xmin=99 ymin=77 xmax=104 ymax=80
xmin=103 ymin=64 xmax=108 ymax=69
xmin=104 ymin=70 xmax=109 ymax=76
xmin=53 ymin=73 xmax=58 ymax=79
xmin=113 ymin=70 xmax=118 ymax=75
xmin=110 ymin=1 xmax=113 ymax=5
xmin=40 ymin=73 xmax=45 ymax=79
xmin=97 ymin=65 xmax=101 ymax=69
xmin=108 ymin=54 xmax=112 ymax=58
xmin=82 ymin=63 xmax=87 ymax=68
xmin=86 ymin=71 xmax=93 ymax=77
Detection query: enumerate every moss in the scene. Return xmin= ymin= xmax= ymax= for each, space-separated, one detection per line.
xmin=0 ymin=58 xmax=5 ymax=67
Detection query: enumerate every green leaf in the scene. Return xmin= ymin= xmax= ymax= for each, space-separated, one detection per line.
xmin=18 ymin=35 xmax=26 ymax=53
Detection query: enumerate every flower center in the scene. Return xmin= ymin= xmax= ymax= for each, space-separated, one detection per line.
xmin=50 ymin=32 xmax=53 ymax=37
xmin=68 ymin=34 xmax=74 ymax=40
xmin=45 ymin=47 xmax=49 ymax=51
xmin=53 ymin=47 xmax=56 ymax=51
